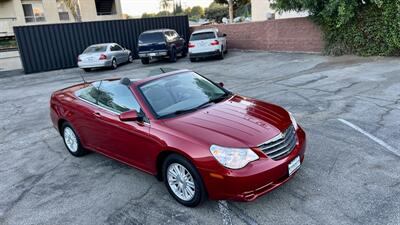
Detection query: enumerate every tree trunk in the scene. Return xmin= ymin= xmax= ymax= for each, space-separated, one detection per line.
xmin=63 ymin=0 xmax=81 ymax=22
xmin=228 ymin=0 xmax=233 ymax=23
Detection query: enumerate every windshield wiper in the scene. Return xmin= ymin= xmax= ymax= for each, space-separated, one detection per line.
xmin=195 ymin=93 xmax=231 ymax=109
xmin=159 ymin=93 xmax=231 ymax=119
xmin=158 ymin=108 xmax=197 ymax=119
xmin=171 ymin=107 xmax=198 ymax=115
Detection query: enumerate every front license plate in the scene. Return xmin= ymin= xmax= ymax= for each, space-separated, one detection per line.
xmin=149 ymin=53 xmax=156 ymax=56
xmin=288 ymin=156 xmax=301 ymax=176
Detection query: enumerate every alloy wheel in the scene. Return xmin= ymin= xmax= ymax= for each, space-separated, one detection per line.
xmin=63 ymin=127 xmax=78 ymax=153
xmin=167 ymin=163 xmax=196 ymax=201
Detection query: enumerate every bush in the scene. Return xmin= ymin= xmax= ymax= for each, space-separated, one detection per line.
xmin=273 ymin=0 xmax=400 ymax=56
xmin=0 ymin=37 xmax=17 ymax=49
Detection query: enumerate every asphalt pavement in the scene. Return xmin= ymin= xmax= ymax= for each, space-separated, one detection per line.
xmin=0 ymin=51 xmax=399 ymax=225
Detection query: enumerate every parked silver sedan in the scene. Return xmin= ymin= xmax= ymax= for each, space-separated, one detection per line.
xmin=77 ymin=43 xmax=133 ymax=71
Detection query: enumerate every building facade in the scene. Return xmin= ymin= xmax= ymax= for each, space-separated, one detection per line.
xmin=0 ymin=0 xmax=123 ymax=37
xmin=251 ymin=0 xmax=308 ymax=21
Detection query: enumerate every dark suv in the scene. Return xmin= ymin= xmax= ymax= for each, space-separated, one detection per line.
xmin=137 ymin=29 xmax=187 ymax=64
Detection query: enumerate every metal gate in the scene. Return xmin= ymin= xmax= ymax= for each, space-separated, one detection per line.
xmin=14 ymin=16 xmax=189 ymax=74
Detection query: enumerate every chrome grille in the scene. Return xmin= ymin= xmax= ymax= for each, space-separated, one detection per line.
xmin=258 ymin=125 xmax=297 ymax=160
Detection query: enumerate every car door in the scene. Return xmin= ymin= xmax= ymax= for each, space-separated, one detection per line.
xmin=115 ymin=44 xmax=127 ymax=62
xmin=92 ymin=80 xmax=156 ymax=171
xmin=110 ymin=44 xmax=121 ymax=63
xmin=164 ymin=31 xmax=173 ymax=50
xmin=172 ymin=30 xmax=184 ymax=52
xmin=119 ymin=45 xmax=129 ymax=62
xmin=218 ymin=32 xmax=227 ymax=51
xmin=73 ymin=82 xmax=105 ymax=149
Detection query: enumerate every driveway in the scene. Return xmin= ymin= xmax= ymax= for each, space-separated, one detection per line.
xmin=0 ymin=51 xmax=22 ymax=74
xmin=0 ymin=51 xmax=399 ymax=225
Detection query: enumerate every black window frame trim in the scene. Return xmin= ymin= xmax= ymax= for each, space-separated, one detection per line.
xmin=75 ymin=81 xmax=150 ymax=124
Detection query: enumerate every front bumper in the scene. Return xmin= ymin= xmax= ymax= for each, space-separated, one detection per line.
xmin=198 ymin=126 xmax=306 ymax=201
xmin=138 ymin=50 xmax=168 ymax=58
xmin=78 ymin=60 xmax=112 ymax=69
xmin=189 ymin=50 xmax=221 ymax=58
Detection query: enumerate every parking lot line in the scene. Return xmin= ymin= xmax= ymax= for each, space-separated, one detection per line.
xmin=338 ymin=118 xmax=400 ymax=157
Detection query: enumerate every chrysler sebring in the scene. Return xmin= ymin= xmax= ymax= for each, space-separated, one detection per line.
xmin=50 ymin=69 xmax=306 ymax=207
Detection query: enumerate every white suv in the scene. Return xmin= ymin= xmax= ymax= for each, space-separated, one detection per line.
xmin=188 ymin=28 xmax=227 ymax=62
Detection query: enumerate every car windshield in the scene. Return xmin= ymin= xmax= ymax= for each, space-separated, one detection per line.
xmin=84 ymin=45 xmax=108 ymax=53
xmin=139 ymin=32 xmax=164 ymax=44
xmin=190 ymin=32 xmax=216 ymax=41
xmin=139 ymin=72 xmax=229 ymax=118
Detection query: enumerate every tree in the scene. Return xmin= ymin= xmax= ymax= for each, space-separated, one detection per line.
xmin=191 ymin=6 xmax=205 ymax=18
xmin=142 ymin=13 xmax=157 ymax=18
xmin=205 ymin=3 xmax=228 ymax=23
xmin=157 ymin=11 xmax=172 ymax=17
xmin=214 ymin=0 xmax=250 ymax=10
xmin=62 ymin=0 xmax=81 ymax=22
xmin=214 ymin=0 xmax=249 ymax=22
xmin=174 ymin=1 xmax=183 ymax=15
xmin=272 ymin=0 xmax=400 ymax=56
xmin=228 ymin=0 xmax=233 ymax=23
xmin=184 ymin=7 xmax=192 ymax=16
xmin=160 ymin=0 xmax=173 ymax=11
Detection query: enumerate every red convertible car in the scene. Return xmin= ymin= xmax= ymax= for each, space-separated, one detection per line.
xmin=50 ymin=69 xmax=306 ymax=207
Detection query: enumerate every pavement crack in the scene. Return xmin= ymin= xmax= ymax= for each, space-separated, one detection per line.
xmin=279 ymin=75 xmax=329 ymax=87
xmin=333 ymin=82 xmax=360 ymax=95
xmin=227 ymin=203 xmax=261 ymax=225
xmin=218 ymin=200 xmax=233 ymax=225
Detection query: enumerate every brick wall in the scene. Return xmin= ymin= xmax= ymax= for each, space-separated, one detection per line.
xmin=190 ymin=17 xmax=324 ymax=53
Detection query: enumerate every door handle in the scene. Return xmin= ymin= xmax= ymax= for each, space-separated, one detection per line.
xmin=93 ymin=112 xmax=102 ymax=118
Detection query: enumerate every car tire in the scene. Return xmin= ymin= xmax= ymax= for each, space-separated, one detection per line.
xmin=163 ymin=154 xmax=206 ymax=207
xmin=61 ymin=122 xmax=88 ymax=157
xmin=181 ymin=48 xmax=187 ymax=58
xmin=218 ymin=50 xmax=224 ymax=60
xmin=190 ymin=57 xmax=196 ymax=62
xmin=111 ymin=58 xmax=117 ymax=69
xmin=83 ymin=68 xmax=91 ymax=72
xmin=128 ymin=54 xmax=134 ymax=63
xmin=169 ymin=48 xmax=177 ymax=63
xmin=141 ymin=57 xmax=150 ymax=64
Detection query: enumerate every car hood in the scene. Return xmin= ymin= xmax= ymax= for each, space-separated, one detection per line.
xmin=161 ymin=95 xmax=292 ymax=148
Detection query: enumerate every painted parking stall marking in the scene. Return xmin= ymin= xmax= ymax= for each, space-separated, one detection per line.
xmin=338 ymin=118 xmax=400 ymax=157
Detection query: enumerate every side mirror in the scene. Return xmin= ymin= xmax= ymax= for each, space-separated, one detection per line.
xmin=218 ymin=82 xmax=224 ymax=87
xmin=119 ymin=110 xmax=141 ymax=121
xmin=223 ymin=33 xmax=227 ymax=37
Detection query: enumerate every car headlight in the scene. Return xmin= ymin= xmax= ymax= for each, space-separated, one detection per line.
xmin=210 ymin=145 xmax=259 ymax=169
xmin=289 ymin=112 xmax=298 ymax=130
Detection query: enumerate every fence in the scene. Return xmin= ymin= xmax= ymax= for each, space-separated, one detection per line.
xmin=14 ymin=16 xmax=189 ymax=74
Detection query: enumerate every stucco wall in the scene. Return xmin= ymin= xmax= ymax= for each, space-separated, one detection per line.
xmin=251 ymin=0 xmax=308 ymax=21
xmin=79 ymin=0 xmax=123 ymax=21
